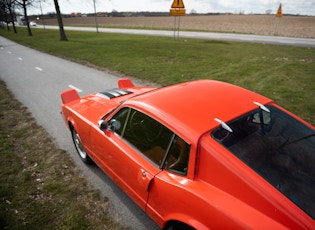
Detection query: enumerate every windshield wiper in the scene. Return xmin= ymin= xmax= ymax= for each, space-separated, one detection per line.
xmin=280 ymin=132 xmax=315 ymax=148
xmin=214 ymin=118 xmax=233 ymax=133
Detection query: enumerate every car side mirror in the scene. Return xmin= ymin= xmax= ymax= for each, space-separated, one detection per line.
xmin=98 ymin=119 xmax=121 ymax=132
xmin=98 ymin=120 xmax=108 ymax=131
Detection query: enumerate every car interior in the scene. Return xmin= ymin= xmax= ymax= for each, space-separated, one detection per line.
xmin=212 ymin=106 xmax=315 ymax=219
xmin=111 ymin=108 xmax=190 ymax=175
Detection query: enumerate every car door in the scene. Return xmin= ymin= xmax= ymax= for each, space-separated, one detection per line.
xmin=90 ymin=107 xmax=173 ymax=211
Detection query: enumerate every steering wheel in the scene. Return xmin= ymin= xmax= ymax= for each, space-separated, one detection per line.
xmin=129 ymin=111 xmax=163 ymax=142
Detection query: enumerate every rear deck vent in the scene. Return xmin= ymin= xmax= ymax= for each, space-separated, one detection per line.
xmin=99 ymin=88 xmax=132 ymax=99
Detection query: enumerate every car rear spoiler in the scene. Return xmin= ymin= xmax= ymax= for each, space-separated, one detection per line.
xmin=61 ymin=89 xmax=80 ymax=104
xmin=118 ymin=78 xmax=135 ymax=89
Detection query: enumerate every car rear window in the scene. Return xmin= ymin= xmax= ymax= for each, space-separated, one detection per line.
xmin=212 ymin=106 xmax=315 ymax=219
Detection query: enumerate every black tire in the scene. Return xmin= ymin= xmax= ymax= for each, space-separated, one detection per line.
xmin=71 ymin=128 xmax=93 ymax=164
xmin=166 ymin=222 xmax=195 ymax=230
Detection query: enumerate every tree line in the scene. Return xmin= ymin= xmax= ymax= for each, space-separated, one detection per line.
xmin=0 ymin=0 xmax=67 ymax=41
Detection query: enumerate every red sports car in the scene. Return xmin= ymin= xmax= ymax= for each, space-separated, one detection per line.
xmin=61 ymin=78 xmax=315 ymax=230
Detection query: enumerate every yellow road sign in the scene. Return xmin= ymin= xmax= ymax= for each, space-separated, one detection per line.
xmin=170 ymin=9 xmax=186 ymax=16
xmin=276 ymin=3 xmax=282 ymax=17
xmin=171 ymin=0 xmax=185 ymax=9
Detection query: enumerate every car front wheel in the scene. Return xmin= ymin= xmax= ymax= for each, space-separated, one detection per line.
xmin=165 ymin=222 xmax=195 ymax=230
xmin=71 ymin=128 xmax=93 ymax=164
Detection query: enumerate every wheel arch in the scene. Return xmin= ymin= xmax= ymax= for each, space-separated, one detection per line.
xmin=68 ymin=120 xmax=74 ymax=130
xmin=162 ymin=211 xmax=209 ymax=230
xmin=67 ymin=117 xmax=77 ymax=132
xmin=163 ymin=219 xmax=197 ymax=230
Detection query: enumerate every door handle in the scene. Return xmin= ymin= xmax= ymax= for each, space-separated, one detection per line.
xmin=142 ymin=171 xmax=147 ymax=177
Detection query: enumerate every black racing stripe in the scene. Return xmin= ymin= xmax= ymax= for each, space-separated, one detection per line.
xmin=99 ymin=88 xmax=132 ymax=99
xmin=100 ymin=91 xmax=116 ymax=98
xmin=115 ymin=89 xmax=131 ymax=95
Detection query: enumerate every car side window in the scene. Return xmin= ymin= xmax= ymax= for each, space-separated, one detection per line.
xmin=165 ymin=135 xmax=190 ymax=175
xmin=111 ymin=107 xmax=130 ymax=136
xmin=123 ymin=109 xmax=173 ymax=165
xmin=111 ymin=108 xmax=190 ymax=174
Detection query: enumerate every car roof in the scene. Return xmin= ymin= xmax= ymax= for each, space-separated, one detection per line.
xmin=127 ymin=80 xmax=273 ymax=143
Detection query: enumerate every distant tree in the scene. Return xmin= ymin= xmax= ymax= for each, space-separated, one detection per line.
xmin=52 ymin=0 xmax=67 ymax=41
xmin=190 ymin=9 xmax=197 ymax=15
xmin=0 ymin=1 xmax=7 ymax=27
xmin=47 ymin=11 xmax=56 ymax=17
xmin=16 ymin=0 xmax=32 ymax=36
xmin=265 ymin=9 xmax=272 ymax=15
xmin=5 ymin=0 xmax=17 ymax=33
xmin=1 ymin=0 xmax=18 ymax=33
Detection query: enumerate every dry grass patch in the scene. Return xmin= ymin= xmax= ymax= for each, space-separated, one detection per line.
xmin=0 ymin=80 xmax=124 ymax=230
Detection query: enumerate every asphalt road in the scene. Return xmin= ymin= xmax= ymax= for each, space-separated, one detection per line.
xmin=40 ymin=25 xmax=315 ymax=48
xmin=0 ymin=36 xmax=159 ymax=230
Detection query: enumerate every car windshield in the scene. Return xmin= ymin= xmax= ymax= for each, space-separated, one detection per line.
xmin=212 ymin=105 xmax=315 ymax=219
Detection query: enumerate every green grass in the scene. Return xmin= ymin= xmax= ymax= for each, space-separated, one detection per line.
xmin=1 ymin=27 xmax=314 ymax=125
xmin=0 ymin=80 xmax=123 ymax=229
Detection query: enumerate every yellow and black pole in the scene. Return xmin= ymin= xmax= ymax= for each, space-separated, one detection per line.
xmin=274 ymin=3 xmax=283 ymax=35
xmin=170 ymin=0 xmax=186 ymax=39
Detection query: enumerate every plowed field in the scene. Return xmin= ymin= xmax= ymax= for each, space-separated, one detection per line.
xmin=45 ymin=15 xmax=315 ymax=38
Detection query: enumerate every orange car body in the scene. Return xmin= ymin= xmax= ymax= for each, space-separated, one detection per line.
xmin=61 ymin=79 xmax=315 ymax=229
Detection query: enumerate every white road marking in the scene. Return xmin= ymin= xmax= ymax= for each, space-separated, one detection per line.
xmin=18 ymin=57 xmax=23 ymax=61
xmin=7 ymin=51 xmax=11 ymax=54
xmin=68 ymin=85 xmax=82 ymax=92
xmin=35 ymin=67 xmax=43 ymax=71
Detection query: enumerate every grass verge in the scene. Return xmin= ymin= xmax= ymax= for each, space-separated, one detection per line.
xmin=1 ymin=27 xmax=314 ymax=124
xmin=0 ymin=80 xmax=123 ymax=229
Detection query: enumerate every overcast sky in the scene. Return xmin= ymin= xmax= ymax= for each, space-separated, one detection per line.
xmin=27 ymin=0 xmax=315 ymax=16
